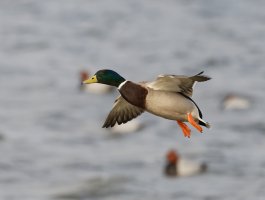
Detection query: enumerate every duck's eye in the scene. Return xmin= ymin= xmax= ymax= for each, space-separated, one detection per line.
xmin=92 ymin=77 xmax=94 ymax=79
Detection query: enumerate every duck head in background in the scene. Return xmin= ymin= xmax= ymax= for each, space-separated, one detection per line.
xmin=164 ymin=149 xmax=207 ymax=177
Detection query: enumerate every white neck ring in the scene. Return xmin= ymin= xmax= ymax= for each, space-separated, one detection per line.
xmin=118 ymin=80 xmax=128 ymax=90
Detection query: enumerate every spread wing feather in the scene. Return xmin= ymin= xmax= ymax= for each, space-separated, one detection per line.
xmin=146 ymin=71 xmax=211 ymax=97
xmin=102 ymin=95 xmax=144 ymax=128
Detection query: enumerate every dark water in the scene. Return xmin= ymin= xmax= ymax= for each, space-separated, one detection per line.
xmin=0 ymin=0 xmax=265 ymax=199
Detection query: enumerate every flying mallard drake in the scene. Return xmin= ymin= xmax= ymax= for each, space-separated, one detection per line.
xmin=83 ymin=69 xmax=211 ymax=138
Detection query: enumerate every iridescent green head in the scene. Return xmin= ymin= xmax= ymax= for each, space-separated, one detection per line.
xmin=82 ymin=69 xmax=126 ymax=87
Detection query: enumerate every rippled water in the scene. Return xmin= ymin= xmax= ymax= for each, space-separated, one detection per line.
xmin=0 ymin=0 xmax=265 ymax=199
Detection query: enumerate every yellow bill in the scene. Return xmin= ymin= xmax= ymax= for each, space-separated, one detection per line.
xmin=82 ymin=75 xmax=98 ymax=84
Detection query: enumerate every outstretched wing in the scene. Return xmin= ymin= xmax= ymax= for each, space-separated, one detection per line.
xmin=102 ymin=95 xmax=145 ymax=128
xmin=146 ymin=71 xmax=211 ymax=97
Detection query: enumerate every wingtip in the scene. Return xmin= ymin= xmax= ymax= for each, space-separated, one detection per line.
xmin=197 ymin=71 xmax=204 ymax=75
xmin=102 ymin=122 xmax=110 ymax=128
xmin=195 ymin=71 xmax=212 ymax=81
xmin=202 ymin=75 xmax=212 ymax=81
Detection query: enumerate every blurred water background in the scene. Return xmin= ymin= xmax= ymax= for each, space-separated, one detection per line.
xmin=0 ymin=0 xmax=265 ymax=199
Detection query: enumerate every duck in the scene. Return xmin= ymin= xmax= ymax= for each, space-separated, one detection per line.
xmin=82 ymin=69 xmax=211 ymax=138
xmin=79 ymin=70 xmax=114 ymax=94
xmin=222 ymin=93 xmax=250 ymax=110
xmin=164 ymin=149 xmax=207 ymax=177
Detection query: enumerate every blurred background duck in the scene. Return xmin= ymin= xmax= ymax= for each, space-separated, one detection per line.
xmin=164 ymin=149 xmax=207 ymax=177
xmin=222 ymin=93 xmax=250 ymax=110
xmin=79 ymin=70 xmax=114 ymax=94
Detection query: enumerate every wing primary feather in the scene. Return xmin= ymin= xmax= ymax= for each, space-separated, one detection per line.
xmin=102 ymin=96 xmax=144 ymax=128
xmin=191 ymin=72 xmax=211 ymax=82
xmin=196 ymin=71 xmax=204 ymax=75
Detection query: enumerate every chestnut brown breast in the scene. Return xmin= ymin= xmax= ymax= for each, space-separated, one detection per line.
xmin=118 ymin=81 xmax=148 ymax=109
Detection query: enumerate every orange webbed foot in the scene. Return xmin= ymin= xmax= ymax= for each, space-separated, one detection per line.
xmin=177 ymin=121 xmax=191 ymax=138
xmin=187 ymin=113 xmax=203 ymax=133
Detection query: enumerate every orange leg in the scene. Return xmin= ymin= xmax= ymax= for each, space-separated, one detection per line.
xmin=177 ymin=120 xmax=191 ymax=138
xmin=187 ymin=113 xmax=203 ymax=133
